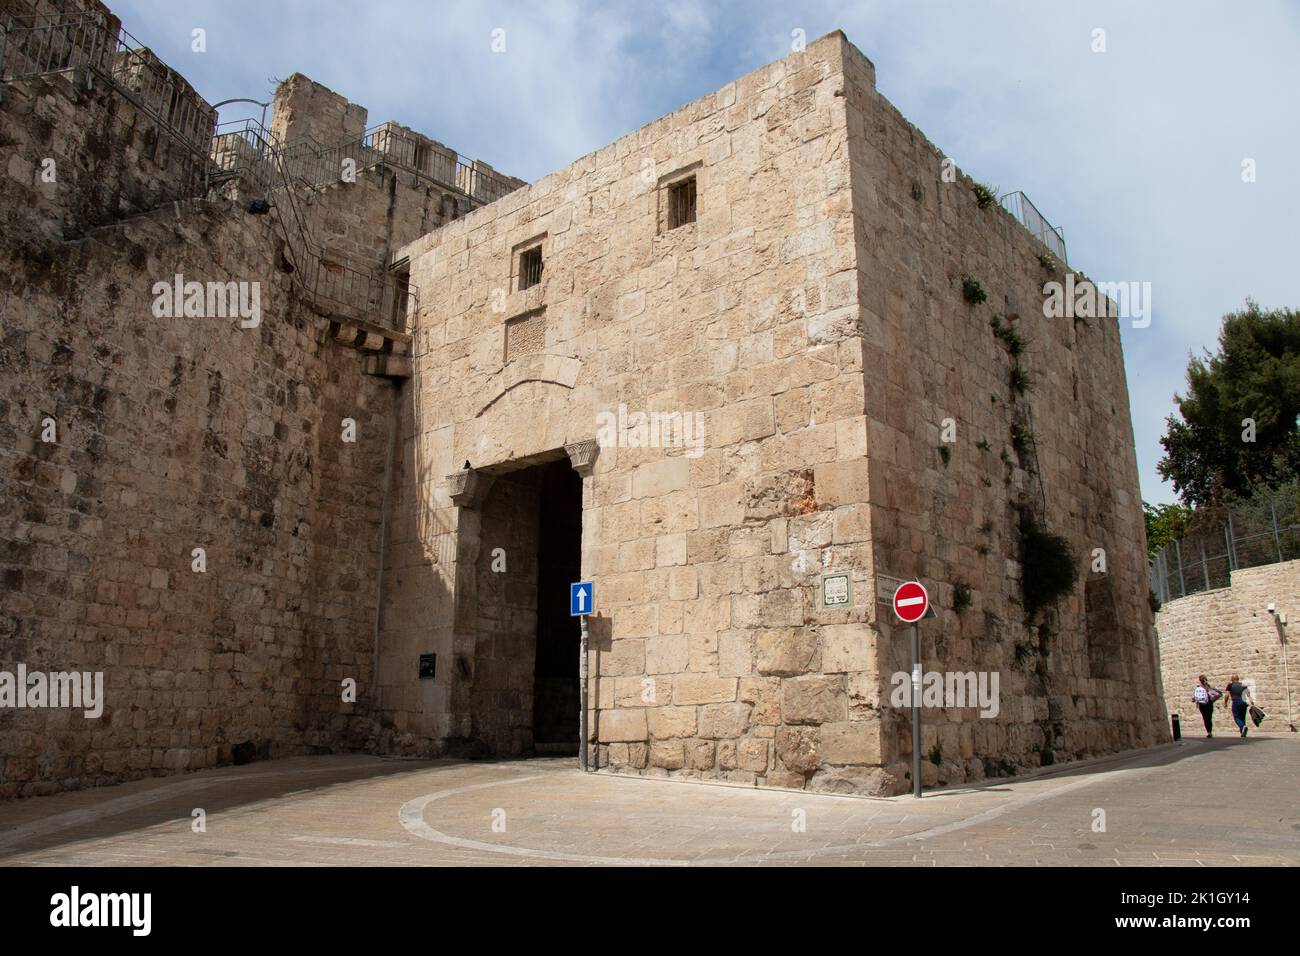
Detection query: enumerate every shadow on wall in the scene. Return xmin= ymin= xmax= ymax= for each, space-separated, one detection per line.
xmin=371 ymin=361 xmax=457 ymax=753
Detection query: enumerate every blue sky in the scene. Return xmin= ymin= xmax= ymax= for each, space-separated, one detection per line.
xmin=114 ymin=0 xmax=1300 ymax=504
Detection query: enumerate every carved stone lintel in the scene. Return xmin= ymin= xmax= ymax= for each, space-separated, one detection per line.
xmin=446 ymin=468 xmax=494 ymax=508
xmin=564 ymin=438 xmax=599 ymax=475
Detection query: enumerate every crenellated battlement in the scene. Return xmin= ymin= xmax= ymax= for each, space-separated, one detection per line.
xmin=1 ymin=0 xmax=523 ymax=334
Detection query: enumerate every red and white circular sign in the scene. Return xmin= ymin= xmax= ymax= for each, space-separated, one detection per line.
xmin=892 ymin=581 xmax=929 ymax=623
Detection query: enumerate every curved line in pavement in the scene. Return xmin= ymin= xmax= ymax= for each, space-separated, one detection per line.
xmin=398 ymin=774 xmax=692 ymax=866
xmin=398 ymin=748 xmax=1212 ymax=865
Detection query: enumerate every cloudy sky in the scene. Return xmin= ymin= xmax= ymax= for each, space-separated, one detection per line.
xmin=114 ymin=0 xmax=1300 ymax=505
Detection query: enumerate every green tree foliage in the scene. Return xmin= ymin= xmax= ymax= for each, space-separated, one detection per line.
xmin=1158 ymin=302 xmax=1300 ymax=506
xmin=1143 ymin=501 xmax=1194 ymax=555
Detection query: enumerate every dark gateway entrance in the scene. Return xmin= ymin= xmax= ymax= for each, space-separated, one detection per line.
xmin=472 ymin=455 xmax=581 ymax=755
xmin=531 ymin=459 xmax=582 ymax=752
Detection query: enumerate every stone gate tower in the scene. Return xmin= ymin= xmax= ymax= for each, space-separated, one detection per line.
xmin=0 ymin=0 xmax=1167 ymax=799
xmin=376 ymin=33 xmax=1168 ymax=793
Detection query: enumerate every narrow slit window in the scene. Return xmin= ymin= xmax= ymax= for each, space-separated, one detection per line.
xmin=519 ymin=246 xmax=543 ymax=290
xmin=668 ymin=177 xmax=697 ymax=229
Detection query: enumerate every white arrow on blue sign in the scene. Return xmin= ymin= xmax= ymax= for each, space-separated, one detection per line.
xmin=570 ymin=581 xmax=594 ymax=616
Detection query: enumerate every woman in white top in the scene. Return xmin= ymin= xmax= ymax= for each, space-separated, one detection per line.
xmin=1191 ymin=675 xmax=1221 ymax=738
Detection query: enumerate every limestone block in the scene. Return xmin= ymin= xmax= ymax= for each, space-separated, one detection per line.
xmin=781 ymin=674 xmax=848 ymax=724
xmin=818 ymin=721 xmax=880 ymax=765
xmin=813 ymin=459 xmax=869 ymax=507
xmin=755 ymin=628 xmax=818 ymax=675
xmin=655 ymin=533 xmax=687 ymax=567
xmin=685 ymin=739 xmax=715 ymax=769
xmin=717 ymin=629 xmax=753 ymax=677
xmin=698 ymin=702 xmax=751 ymax=739
xmin=667 ymin=566 xmax=699 ymax=601
xmin=645 ymin=634 xmax=689 ymax=674
xmin=647 ymin=706 xmax=697 ymax=739
xmin=600 ymin=638 xmax=646 ymax=676
xmin=711 ymin=397 xmax=775 ymax=447
xmin=740 ymin=677 xmax=782 ymax=725
xmin=775 ymin=725 xmax=819 ymax=773
xmin=633 ymin=457 xmax=689 ymax=498
xmin=650 ymin=740 xmax=685 ymax=770
xmin=673 ymin=674 xmax=737 ymax=705
xmin=598 ymin=707 xmax=647 ymax=743
xmin=738 ymin=738 xmax=770 ymax=772
xmin=820 ymin=623 xmax=871 ymax=673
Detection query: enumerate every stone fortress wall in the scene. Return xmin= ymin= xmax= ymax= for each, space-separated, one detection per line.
xmin=1 ymin=0 xmax=1167 ymax=798
xmin=393 ymin=31 xmax=1167 ymax=794
xmin=0 ymin=0 xmax=517 ymax=795
xmin=839 ymin=43 xmax=1166 ymax=783
xmin=0 ymin=70 xmax=391 ymax=796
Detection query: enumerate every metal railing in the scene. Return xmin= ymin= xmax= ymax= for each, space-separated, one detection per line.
xmin=1151 ymin=493 xmax=1300 ymax=604
xmin=279 ymin=123 xmax=519 ymax=206
xmin=211 ymin=118 xmax=416 ymax=330
xmin=0 ymin=12 xmax=104 ymax=79
xmin=1 ymin=12 xmax=216 ymax=164
xmin=1000 ymin=190 xmax=1068 ymax=266
xmin=107 ymin=33 xmax=214 ymax=153
xmin=2 ymin=7 xmax=505 ymax=330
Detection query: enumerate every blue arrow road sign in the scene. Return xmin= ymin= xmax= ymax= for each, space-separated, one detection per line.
xmin=570 ymin=581 xmax=594 ymax=616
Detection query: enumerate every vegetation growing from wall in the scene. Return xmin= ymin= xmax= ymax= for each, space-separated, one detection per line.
xmin=954 ymin=581 xmax=973 ymax=614
xmin=1019 ymin=512 xmax=1079 ymax=618
xmin=962 ymin=276 xmax=987 ymax=304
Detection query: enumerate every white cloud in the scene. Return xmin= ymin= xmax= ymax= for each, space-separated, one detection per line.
xmin=113 ymin=0 xmax=1300 ymax=503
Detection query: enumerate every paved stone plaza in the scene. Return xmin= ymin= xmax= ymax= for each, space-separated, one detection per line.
xmin=0 ymin=734 xmax=1295 ymax=867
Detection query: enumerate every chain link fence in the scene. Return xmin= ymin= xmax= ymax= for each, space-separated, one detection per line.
xmin=1000 ymin=190 xmax=1068 ymax=266
xmin=1150 ymin=491 xmax=1300 ymax=603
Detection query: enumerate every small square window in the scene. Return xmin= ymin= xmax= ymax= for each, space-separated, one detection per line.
xmin=668 ymin=177 xmax=697 ymax=229
xmin=519 ymin=246 xmax=543 ymax=291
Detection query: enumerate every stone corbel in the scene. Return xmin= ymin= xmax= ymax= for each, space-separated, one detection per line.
xmin=564 ymin=438 xmax=600 ymax=475
xmin=445 ymin=466 xmax=495 ymax=508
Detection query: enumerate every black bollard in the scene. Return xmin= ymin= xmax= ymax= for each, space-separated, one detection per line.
xmin=1171 ymin=712 xmax=1181 ymax=741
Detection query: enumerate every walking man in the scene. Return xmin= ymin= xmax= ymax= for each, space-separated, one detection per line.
xmin=1223 ymin=674 xmax=1255 ymax=737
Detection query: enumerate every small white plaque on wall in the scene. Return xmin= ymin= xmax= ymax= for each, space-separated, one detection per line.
xmin=822 ymin=572 xmax=851 ymax=608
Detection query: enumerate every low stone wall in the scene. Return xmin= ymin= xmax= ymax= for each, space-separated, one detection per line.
xmin=1155 ymin=559 xmax=1300 ymax=733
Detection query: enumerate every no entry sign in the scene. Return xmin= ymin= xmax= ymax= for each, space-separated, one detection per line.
xmin=892 ymin=581 xmax=929 ymax=624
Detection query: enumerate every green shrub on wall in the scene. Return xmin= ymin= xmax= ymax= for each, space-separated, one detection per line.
xmin=972 ymin=182 xmax=998 ymax=209
xmin=1019 ymin=512 xmax=1078 ymax=617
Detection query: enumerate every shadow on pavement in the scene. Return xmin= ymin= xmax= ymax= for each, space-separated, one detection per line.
xmin=918 ymin=734 xmax=1288 ymax=800
xmin=0 ymin=753 xmax=561 ymax=861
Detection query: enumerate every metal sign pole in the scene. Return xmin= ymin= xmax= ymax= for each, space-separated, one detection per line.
xmin=911 ymin=621 xmax=922 ymax=799
xmin=579 ymin=614 xmax=590 ymax=772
